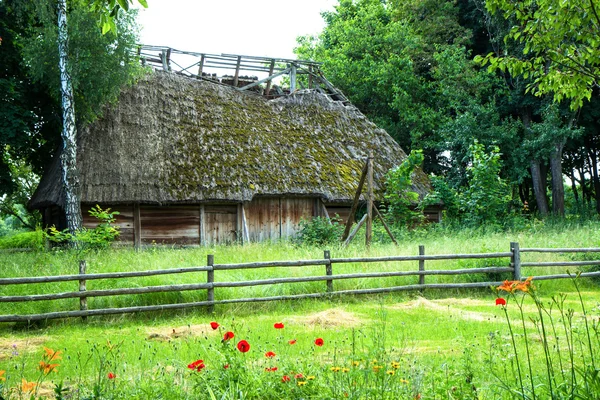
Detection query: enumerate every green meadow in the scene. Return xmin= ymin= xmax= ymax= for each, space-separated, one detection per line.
xmin=1 ymin=222 xmax=599 ymax=399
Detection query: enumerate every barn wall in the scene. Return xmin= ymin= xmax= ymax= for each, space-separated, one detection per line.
xmin=139 ymin=205 xmax=200 ymax=245
xmin=245 ymin=197 xmax=281 ymax=242
xmin=204 ymin=205 xmax=237 ymax=245
xmin=280 ymin=198 xmax=314 ymax=238
xmin=78 ymin=197 xmax=352 ymax=246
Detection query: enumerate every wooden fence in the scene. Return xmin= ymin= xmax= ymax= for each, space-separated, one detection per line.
xmin=1 ymin=243 xmax=600 ymax=323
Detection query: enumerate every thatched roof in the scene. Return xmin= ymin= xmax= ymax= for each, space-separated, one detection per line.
xmin=29 ymin=71 xmax=431 ymax=209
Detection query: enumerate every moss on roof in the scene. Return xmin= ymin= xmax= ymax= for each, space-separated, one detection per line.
xmin=30 ymin=71 xmax=431 ymax=208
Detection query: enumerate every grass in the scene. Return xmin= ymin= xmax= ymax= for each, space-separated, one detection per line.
xmin=0 ymin=222 xmax=599 ymax=398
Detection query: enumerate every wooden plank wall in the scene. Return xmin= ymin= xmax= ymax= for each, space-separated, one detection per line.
xmin=204 ymin=205 xmax=237 ymax=245
xmin=246 ymin=198 xmax=281 ymax=242
xmin=281 ymin=198 xmax=314 ymax=238
xmin=140 ymin=205 xmax=200 ymax=245
xmin=81 ymin=198 xmax=326 ymax=246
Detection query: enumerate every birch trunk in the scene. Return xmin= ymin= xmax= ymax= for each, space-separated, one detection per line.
xmin=58 ymin=0 xmax=82 ymax=234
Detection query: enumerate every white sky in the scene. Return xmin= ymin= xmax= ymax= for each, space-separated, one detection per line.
xmin=137 ymin=0 xmax=338 ymax=60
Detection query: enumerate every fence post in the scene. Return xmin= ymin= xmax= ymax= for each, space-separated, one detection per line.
xmin=324 ymin=250 xmax=333 ymax=293
xmin=79 ymin=260 xmax=87 ymax=321
xmin=419 ymin=245 xmax=425 ymax=289
xmin=511 ymin=242 xmax=521 ymax=281
xmin=207 ymin=255 xmax=215 ymax=313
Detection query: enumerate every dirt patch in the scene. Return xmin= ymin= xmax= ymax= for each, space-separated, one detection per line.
xmin=145 ymin=324 xmax=218 ymax=341
xmin=391 ymin=297 xmax=496 ymax=322
xmin=290 ymin=308 xmax=363 ymax=328
xmin=0 ymin=337 xmax=49 ymax=360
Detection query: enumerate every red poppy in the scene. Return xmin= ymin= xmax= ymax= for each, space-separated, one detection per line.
xmin=495 ymin=298 xmax=507 ymax=306
xmin=265 ymin=367 xmax=278 ymax=372
xmin=187 ymin=359 xmax=205 ymax=371
xmin=288 ymin=339 xmax=297 ymax=345
xmin=210 ymin=321 xmax=219 ymax=330
xmin=223 ymin=331 xmax=235 ymax=341
xmin=282 ymin=375 xmax=291 ymax=382
xmin=294 ymin=373 xmax=304 ymax=379
xmin=314 ymin=338 xmax=324 ymax=347
xmin=274 ymin=322 xmax=284 ymax=329
xmin=107 ymin=372 xmax=116 ymax=380
xmin=237 ymin=340 xmax=250 ymax=353
xmin=265 ymin=351 xmax=276 ymax=358
xmin=223 ymin=364 xmax=230 ymax=369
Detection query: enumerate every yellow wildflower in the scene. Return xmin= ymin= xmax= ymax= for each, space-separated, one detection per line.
xmin=297 ymin=381 xmax=307 ymax=386
xmin=331 ymin=366 xmax=341 ymax=372
xmin=21 ymin=379 xmax=36 ymax=392
xmin=387 ymin=370 xmax=395 ymax=376
xmin=306 ymin=376 xmax=316 ymax=380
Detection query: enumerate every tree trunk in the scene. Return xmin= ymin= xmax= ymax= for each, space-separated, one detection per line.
xmin=549 ymin=141 xmax=565 ymax=216
xmin=570 ymin=168 xmax=579 ymax=204
xmin=522 ymin=110 xmax=549 ymax=216
xmin=589 ymin=150 xmax=600 ymax=214
xmin=530 ymin=160 xmax=550 ymax=216
xmin=58 ymin=0 xmax=82 ymax=234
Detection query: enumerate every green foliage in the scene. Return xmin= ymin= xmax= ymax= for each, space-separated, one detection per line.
xmin=384 ymin=149 xmax=425 ymax=226
xmin=46 ymin=205 xmax=120 ymax=250
xmin=0 ymin=147 xmax=41 ymax=231
xmin=294 ymin=216 xmax=343 ymax=247
xmin=459 ymin=140 xmax=513 ymax=227
xmin=0 ymin=230 xmax=44 ymax=250
xmin=477 ymin=0 xmax=600 ymax=110
xmin=20 ymin=0 xmax=144 ymax=125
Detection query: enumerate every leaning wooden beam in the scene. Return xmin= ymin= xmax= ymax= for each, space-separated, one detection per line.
xmin=341 ymin=160 xmax=369 ymax=241
xmin=344 ymin=213 xmax=368 ymax=247
xmin=373 ymin=206 xmax=398 ymax=246
xmin=237 ymin=67 xmax=291 ymax=92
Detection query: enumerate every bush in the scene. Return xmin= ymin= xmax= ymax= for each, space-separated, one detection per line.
xmin=46 ymin=205 xmax=120 ymax=250
xmin=294 ymin=216 xmax=343 ymax=247
xmin=0 ymin=230 xmax=45 ymax=250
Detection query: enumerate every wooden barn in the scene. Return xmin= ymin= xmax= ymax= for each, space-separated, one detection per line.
xmin=29 ymin=71 xmax=437 ymax=247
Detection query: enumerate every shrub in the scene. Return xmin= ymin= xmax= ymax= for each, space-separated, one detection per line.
xmin=46 ymin=205 xmax=120 ymax=250
xmin=0 ymin=230 xmax=45 ymax=250
xmin=294 ymin=216 xmax=343 ymax=247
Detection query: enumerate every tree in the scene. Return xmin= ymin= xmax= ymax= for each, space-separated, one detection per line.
xmin=14 ymin=0 xmax=144 ymax=234
xmin=477 ymin=0 xmax=600 ymax=110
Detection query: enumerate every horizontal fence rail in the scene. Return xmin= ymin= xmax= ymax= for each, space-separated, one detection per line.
xmin=1 ymin=242 xmax=600 ymax=322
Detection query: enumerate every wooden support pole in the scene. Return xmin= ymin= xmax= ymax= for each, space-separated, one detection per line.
xmin=198 ymin=54 xmax=205 ymax=77
xmin=366 ymin=151 xmax=374 ymax=248
xmin=290 ymin=64 xmax=297 ymax=93
xmin=79 ymin=260 xmax=87 ymax=321
xmin=373 ymin=206 xmax=398 ymax=246
xmin=511 ymin=242 xmax=521 ymax=281
xmin=241 ymin=204 xmax=250 ymax=243
xmin=325 ymin=250 xmax=333 ymax=293
xmin=200 ymin=204 xmax=206 ymax=246
xmin=133 ymin=204 xmax=141 ymax=250
xmin=233 ymin=56 xmax=241 ymax=87
xmin=419 ymin=245 xmax=425 ymax=287
xmin=265 ymin=59 xmax=275 ymax=96
xmin=341 ymin=161 xmax=369 ymax=241
xmin=308 ymin=65 xmax=313 ymax=89
xmin=207 ymin=255 xmax=215 ymax=313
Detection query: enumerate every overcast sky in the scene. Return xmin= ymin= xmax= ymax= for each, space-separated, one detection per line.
xmin=137 ymin=0 xmax=337 ymax=60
